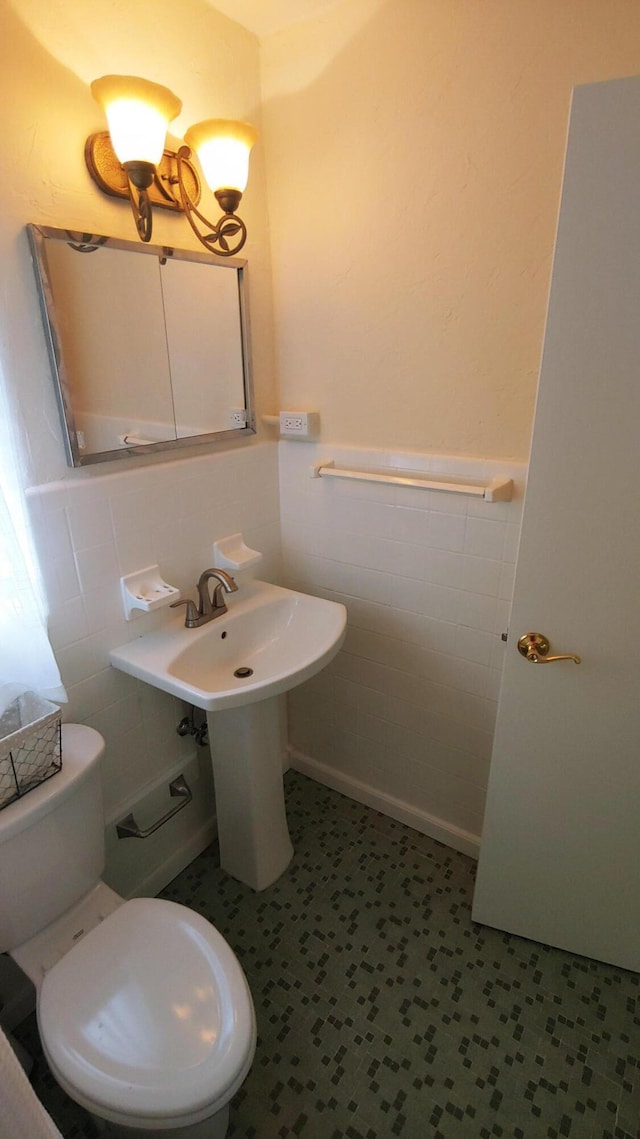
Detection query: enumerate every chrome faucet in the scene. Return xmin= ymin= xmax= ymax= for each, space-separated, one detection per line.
xmin=197 ymin=568 xmax=238 ymax=617
xmin=171 ymin=568 xmax=238 ymax=628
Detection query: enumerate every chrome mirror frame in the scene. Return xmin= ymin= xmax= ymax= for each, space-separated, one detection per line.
xmin=27 ymin=224 xmax=256 ymax=467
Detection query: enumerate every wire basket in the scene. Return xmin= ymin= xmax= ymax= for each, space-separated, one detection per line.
xmin=0 ymin=692 xmax=62 ymax=810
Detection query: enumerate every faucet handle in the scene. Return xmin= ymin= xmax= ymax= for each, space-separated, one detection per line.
xmin=170 ymin=598 xmax=199 ymax=627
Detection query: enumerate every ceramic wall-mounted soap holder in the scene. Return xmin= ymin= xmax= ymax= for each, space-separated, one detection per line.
xmin=213 ymin=533 xmax=262 ymax=574
xmin=120 ymin=566 xmax=180 ymax=620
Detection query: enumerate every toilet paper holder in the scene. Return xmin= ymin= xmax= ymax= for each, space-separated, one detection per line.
xmin=116 ymin=775 xmax=192 ymax=839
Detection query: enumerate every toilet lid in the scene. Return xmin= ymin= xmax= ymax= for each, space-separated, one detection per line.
xmin=38 ymin=898 xmax=256 ymax=1127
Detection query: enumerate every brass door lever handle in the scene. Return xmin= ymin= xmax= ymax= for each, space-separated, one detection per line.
xmin=517 ymin=632 xmax=581 ymax=664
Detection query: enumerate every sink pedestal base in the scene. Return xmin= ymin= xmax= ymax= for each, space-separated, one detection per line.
xmin=206 ymin=697 xmax=293 ymax=891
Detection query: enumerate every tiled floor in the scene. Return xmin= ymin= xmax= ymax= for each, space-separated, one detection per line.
xmin=14 ymin=772 xmax=640 ymax=1138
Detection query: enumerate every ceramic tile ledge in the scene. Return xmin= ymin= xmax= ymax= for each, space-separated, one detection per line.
xmin=288 ymin=747 xmax=481 ymax=859
xmin=280 ymin=439 xmax=527 ymax=487
xmin=24 ymin=438 xmax=278 ymax=497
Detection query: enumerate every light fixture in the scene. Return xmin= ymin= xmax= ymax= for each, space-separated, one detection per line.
xmin=86 ymin=75 xmax=257 ymax=256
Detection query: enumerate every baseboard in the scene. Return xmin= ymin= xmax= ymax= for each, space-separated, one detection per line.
xmin=125 ymin=818 xmax=218 ymax=899
xmin=288 ymin=748 xmax=480 ymax=859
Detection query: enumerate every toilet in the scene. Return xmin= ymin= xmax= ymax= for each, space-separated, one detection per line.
xmin=0 ymin=723 xmax=256 ymax=1138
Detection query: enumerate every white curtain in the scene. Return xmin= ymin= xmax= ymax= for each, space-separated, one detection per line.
xmin=0 ymin=366 xmax=65 ymax=710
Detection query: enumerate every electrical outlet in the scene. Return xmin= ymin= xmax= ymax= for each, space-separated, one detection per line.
xmin=279 ymin=411 xmax=320 ymax=439
xmin=227 ymin=408 xmax=248 ymax=429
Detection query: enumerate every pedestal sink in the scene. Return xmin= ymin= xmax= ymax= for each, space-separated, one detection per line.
xmin=110 ymin=580 xmax=346 ymax=890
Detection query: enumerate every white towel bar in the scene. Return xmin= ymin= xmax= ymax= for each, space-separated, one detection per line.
xmin=310 ymin=461 xmax=513 ymax=502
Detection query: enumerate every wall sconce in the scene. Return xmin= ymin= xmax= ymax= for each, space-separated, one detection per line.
xmin=85 ymin=75 xmax=257 ymax=256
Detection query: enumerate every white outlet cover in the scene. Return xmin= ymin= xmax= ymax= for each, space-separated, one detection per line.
xmin=279 ymin=411 xmax=320 ymax=439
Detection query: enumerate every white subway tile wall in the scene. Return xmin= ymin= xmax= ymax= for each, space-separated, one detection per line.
xmin=26 ymin=437 xmax=523 ymax=863
xmin=279 ymin=443 xmax=526 ymax=848
xmin=26 ymin=443 xmax=281 ymax=821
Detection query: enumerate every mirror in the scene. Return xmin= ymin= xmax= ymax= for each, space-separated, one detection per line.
xmin=27 ymin=225 xmax=255 ymax=467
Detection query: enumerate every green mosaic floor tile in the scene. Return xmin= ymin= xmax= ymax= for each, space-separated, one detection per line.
xmin=12 ymin=770 xmax=640 ymax=1138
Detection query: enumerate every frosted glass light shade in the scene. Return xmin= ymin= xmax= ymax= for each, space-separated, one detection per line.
xmin=91 ymin=76 xmax=182 ymax=167
xmin=185 ymin=119 xmax=258 ymax=194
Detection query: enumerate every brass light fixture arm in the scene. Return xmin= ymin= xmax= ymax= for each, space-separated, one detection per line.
xmin=84 ymin=132 xmax=201 ymax=224
xmin=175 ymin=146 xmax=247 ymax=257
xmin=125 ymin=178 xmax=153 ymax=242
xmin=122 ymin=160 xmax=155 ymax=243
xmin=84 ymin=131 xmax=248 ymax=256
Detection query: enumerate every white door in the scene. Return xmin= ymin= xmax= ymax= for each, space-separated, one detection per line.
xmin=472 ymin=76 xmax=640 ymax=972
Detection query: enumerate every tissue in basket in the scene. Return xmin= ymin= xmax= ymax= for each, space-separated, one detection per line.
xmin=0 ymin=692 xmax=62 ymax=809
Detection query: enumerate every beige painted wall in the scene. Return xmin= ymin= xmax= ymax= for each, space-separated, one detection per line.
xmin=1 ymin=0 xmax=276 ymax=486
xmin=0 ymin=2 xmax=283 ymax=892
xmin=260 ymin=0 xmax=640 ymax=461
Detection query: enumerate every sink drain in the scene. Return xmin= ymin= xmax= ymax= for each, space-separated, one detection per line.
xmin=234 ymin=666 xmax=254 ymax=678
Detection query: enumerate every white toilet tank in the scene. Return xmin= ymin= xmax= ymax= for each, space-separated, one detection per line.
xmin=0 ymin=724 xmax=106 ymax=954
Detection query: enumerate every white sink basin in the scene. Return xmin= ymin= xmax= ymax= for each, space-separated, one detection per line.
xmin=111 ymin=579 xmax=346 ymax=892
xmin=110 ymin=579 xmax=346 ymax=711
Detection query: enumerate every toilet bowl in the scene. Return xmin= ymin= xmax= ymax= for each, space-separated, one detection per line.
xmin=0 ymin=724 xmax=256 ymax=1137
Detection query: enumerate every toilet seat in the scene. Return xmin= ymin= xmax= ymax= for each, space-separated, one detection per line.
xmin=38 ymin=897 xmax=256 ymax=1130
